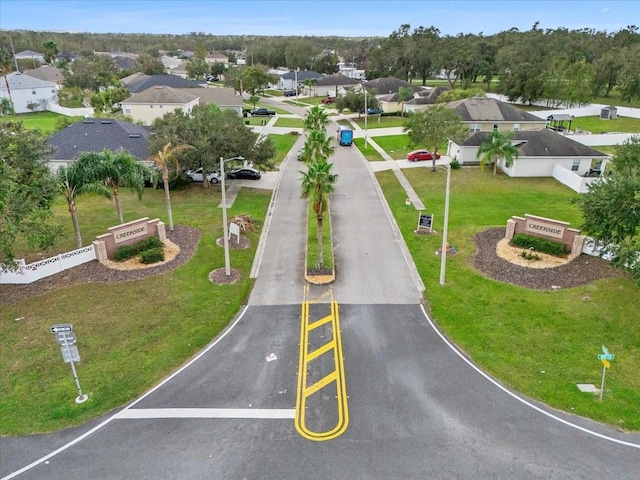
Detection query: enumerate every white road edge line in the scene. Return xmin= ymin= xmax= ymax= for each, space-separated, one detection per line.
xmin=114 ymin=408 xmax=295 ymax=419
xmin=2 ymin=306 xmax=252 ymax=480
xmin=420 ymin=304 xmax=640 ymax=450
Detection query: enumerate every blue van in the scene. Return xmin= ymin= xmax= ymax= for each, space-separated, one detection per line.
xmin=337 ymin=126 xmax=353 ymax=146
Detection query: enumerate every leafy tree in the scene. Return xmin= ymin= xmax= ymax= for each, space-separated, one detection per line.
xmin=335 ymin=89 xmax=378 ymax=116
xmin=185 ymin=58 xmax=209 ymax=79
xmin=56 ymin=86 xmax=85 ymax=108
xmin=64 ymin=54 xmax=119 ymax=90
xmin=134 ymin=53 xmax=166 ymax=75
xmin=0 ymin=47 xmax=14 ymax=105
xmin=148 ymin=143 xmax=194 ymax=231
xmin=193 ymin=45 xmax=207 ymax=60
xmin=476 ymin=130 xmax=520 ymax=176
xmin=210 ymin=62 xmax=226 ymax=76
xmin=312 ymin=52 xmax=339 ymax=75
xmin=410 ymin=26 xmax=440 ymax=85
xmin=42 ymin=40 xmax=59 ymax=64
xmin=0 ymin=98 xmax=14 ymax=115
xmin=436 ymin=88 xmax=484 ymax=103
xmin=300 ymin=159 xmax=337 ymax=269
xmin=397 ymin=86 xmax=413 ymax=116
xmin=90 ymin=85 xmax=130 ymax=113
xmin=574 ymin=136 xmax=640 ymax=282
xmin=0 ymin=122 xmax=62 ymax=268
xmin=403 ymin=104 xmax=467 ymax=171
xmin=16 ymin=58 xmax=41 ymax=71
xmin=618 ymin=45 xmax=640 ymax=102
xmin=248 ymin=95 xmax=260 ymax=109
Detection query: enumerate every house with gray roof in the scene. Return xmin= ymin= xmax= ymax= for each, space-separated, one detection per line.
xmin=47 ymin=118 xmax=151 ymax=171
xmin=278 ymin=70 xmax=324 ymax=91
xmin=445 ymin=97 xmax=547 ymax=133
xmin=403 ymin=86 xmax=450 ymax=113
xmin=23 ymin=65 xmax=66 ymax=85
xmin=179 ymin=87 xmax=242 ymax=115
xmin=448 ymin=128 xmax=609 ymax=191
xmin=121 ymin=85 xmax=200 ymax=125
xmin=0 ymin=72 xmax=59 ymax=113
xmin=15 ymin=50 xmax=46 ymax=64
xmin=350 ymin=77 xmax=428 ymax=113
xmin=124 ymin=74 xmax=203 ymax=93
xmin=314 ymin=73 xmax=360 ymax=97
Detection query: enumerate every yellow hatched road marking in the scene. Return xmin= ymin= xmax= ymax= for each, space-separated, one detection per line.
xmin=295 ymin=286 xmax=349 ymax=441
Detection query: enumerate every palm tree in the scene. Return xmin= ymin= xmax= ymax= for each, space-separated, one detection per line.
xmin=300 ymin=159 xmax=338 ymax=269
xmin=303 ymin=129 xmax=335 ymax=164
xmin=57 ymin=161 xmax=111 ymax=248
xmin=78 ymin=150 xmax=151 ymax=224
xmin=304 ymin=105 xmax=330 ymax=132
xmin=42 ymin=41 xmax=59 ymax=64
xmin=476 ymin=130 xmax=520 ymax=176
xmin=302 ymin=78 xmax=317 ymax=96
xmin=148 ymin=142 xmax=194 ymax=231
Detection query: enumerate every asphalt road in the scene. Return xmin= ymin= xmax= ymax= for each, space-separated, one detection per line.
xmin=2 ymin=101 xmax=639 ymax=479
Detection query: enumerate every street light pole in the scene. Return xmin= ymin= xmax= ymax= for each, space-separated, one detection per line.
xmin=364 ymin=88 xmax=368 ymax=149
xmin=220 ymin=155 xmax=244 ymax=276
xmin=439 ymin=163 xmax=451 ymax=286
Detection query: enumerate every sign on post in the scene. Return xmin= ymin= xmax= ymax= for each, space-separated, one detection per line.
xmin=229 ymin=222 xmax=241 ymax=244
xmin=596 ymin=345 xmax=615 ymax=400
xmin=417 ymin=212 xmax=434 ymax=233
xmin=50 ymin=323 xmax=88 ymax=404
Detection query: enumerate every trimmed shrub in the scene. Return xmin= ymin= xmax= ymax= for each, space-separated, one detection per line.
xmin=114 ymin=236 xmax=163 ymax=261
xmin=450 ymin=157 xmax=461 ymax=169
xmin=512 ymin=234 xmax=566 ymax=256
xmin=140 ymin=247 xmax=165 ymax=264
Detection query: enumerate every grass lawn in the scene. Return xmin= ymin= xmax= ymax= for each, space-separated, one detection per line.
xmin=0 ymin=187 xmax=272 ymax=436
xmin=570 ymin=116 xmax=640 ymax=134
xmin=274 ymin=117 xmax=305 ymax=129
xmin=4 ymin=112 xmax=82 ymax=134
xmin=282 ymin=99 xmax=309 ymax=108
xmin=370 ymin=135 xmax=413 ymax=159
xmin=353 ymin=138 xmax=386 ymax=161
xmin=244 ymin=116 xmax=269 ymax=126
xmin=350 ymin=116 xmax=408 ymax=129
xmin=376 ymin=167 xmax=640 ymax=431
xmin=268 ymin=133 xmax=299 ymax=164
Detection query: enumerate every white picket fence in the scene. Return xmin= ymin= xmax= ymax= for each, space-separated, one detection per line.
xmin=0 ymin=245 xmax=96 ymax=284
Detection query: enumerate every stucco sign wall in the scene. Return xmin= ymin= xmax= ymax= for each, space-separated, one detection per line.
xmin=525 ymin=218 xmax=565 ymax=239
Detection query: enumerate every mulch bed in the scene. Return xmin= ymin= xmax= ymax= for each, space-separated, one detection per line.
xmin=0 ymin=225 xmax=201 ymax=305
xmin=472 ymin=228 xmax=626 ymax=290
xmin=1 ymin=226 xmax=627 ymax=305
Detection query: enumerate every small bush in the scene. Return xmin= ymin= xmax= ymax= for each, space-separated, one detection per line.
xmin=520 ymin=249 xmax=541 ymax=261
xmin=450 ymin=157 xmax=461 ymax=169
xmin=512 ymin=234 xmax=566 ymax=256
xmin=140 ymin=247 xmax=165 ymax=264
xmin=114 ymin=236 xmax=163 ymax=261
xmin=168 ymin=172 xmax=192 ymax=190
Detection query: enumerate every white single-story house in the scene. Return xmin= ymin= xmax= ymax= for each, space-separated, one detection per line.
xmin=205 ymin=52 xmax=229 ymax=65
xmin=0 ymin=72 xmax=59 ymax=113
xmin=15 ymin=50 xmax=46 ymax=64
xmin=448 ymin=129 xmax=610 ymax=192
xmin=314 ymin=73 xmax=360 ymax=97
xmin=278 ymin=70 xmax=324 ymax=91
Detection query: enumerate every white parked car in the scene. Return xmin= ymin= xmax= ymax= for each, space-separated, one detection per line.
xmin=186 ymin=167 xmax=221 ymax=184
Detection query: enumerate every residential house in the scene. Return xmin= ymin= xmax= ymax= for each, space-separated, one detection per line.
xmin=314 ymin=73 xmax=360 ymax=98
xmin=0 ymin=72 xmax=59 ymax=113
xmin=337 ymin=63 xmax=366 ymax=80
xmin=14 ymin=50 xmax=46 ymax=64
xmin=23 ymin=65 xmax=66 ymax=85
xmin=58 ymin=51 xmax=81 ymax=63
xmin=403 ymin=86 xmax=449 ymax=114
xmin=122 ymin=74 xmax=203 ymax=93
xmin=47 ymin=118 xmax=151 ymax=172
xmin=352 ymin=77 xmax=425 ymax=113
xmin=187 ymin=87 xmax=242 ymax=115
xmin=278 ymin=70 xmax=324 ymax=92
xmin=120 ymin=86 xmax=200 ymax=125
xmin=161 ymin=55 xmax=183 ymax=72
xmin=445 ymin=97 xmax=548 ymax=133
xmin=448 ymin=129 xmax=609 ymax=192
xmin=205 ymin=52 xmax=229 ymax=65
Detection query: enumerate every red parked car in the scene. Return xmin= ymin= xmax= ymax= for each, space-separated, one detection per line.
xmin=406 ymin=149 xmax=441 ymax=162
xmin=322 ymin=96 xmax=335 ymax=105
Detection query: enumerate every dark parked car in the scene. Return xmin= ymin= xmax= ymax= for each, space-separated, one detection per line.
xmin=283 ymin=89 xmax=297 ymax=97
xmin=406 ymin=149 xmax=441 ymax=162
xmin=227 ymin=167 xmax=261 ymax=180
xmin=250 ymin=108 xmax=276 ymax=116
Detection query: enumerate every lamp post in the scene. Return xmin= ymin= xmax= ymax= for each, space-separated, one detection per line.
xmin=220 ymin=155 xmax=244 ymax=276
xmin=364 ymin=88 xmax=368 ymax=149
xmin=439 ymin=163 xmax=451 ymax=286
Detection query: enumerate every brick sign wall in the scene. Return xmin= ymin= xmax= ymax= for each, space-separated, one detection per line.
xmin=505 ymin=214 xmax=586 ymax=255
xmin=93 ymin=217 xmax=166 ymax=261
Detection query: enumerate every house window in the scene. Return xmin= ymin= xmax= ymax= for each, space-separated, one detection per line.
xmin=159 ymin=105 xmax=163 ymax=108
xmin=469 ymin=124 xmax=480 ymax=133
xmin=32 ymin=90 xmax=36 ymax=95
xmin=493 ymin=124 xmax=499 ymax=131
xmin=150 ymin=105 xmax=154 ymax=108
xmin=513 ymin=123 xmax=520 ymax=131
xmin=571 ymin=160 xmax=580 ymax=171
xmin=124 ymin=107 xmax=131 ymax=114
xmin=51 ymin=89 xmax=55 ymax=93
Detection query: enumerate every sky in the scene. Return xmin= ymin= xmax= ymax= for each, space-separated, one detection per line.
xmin=0 ymin=0 xmax=637 ymax=37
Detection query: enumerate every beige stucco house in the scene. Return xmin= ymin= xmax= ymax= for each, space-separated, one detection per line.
xmin=121 ymin=86 xmax=199 ymax=125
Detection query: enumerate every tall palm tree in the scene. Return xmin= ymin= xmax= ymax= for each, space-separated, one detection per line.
xmin=148 ymin=142 xmax=193 ymax=231
xmin=77 ymin=150 xmax=151 ymax=224
xmin=300 ymin=159 xmax=338 ymax=269
xmin=302 ymin=78 xmax=317 ymax=96
xmin=57 ymin=161 xmax=111 ymax=248
xmin=476 ymin=130 xmax=520 ymax=176
xmin=304 ymin=105 xmax=330 ymax=133
xmin=303 ymin=129 xmax=335 ymax=164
